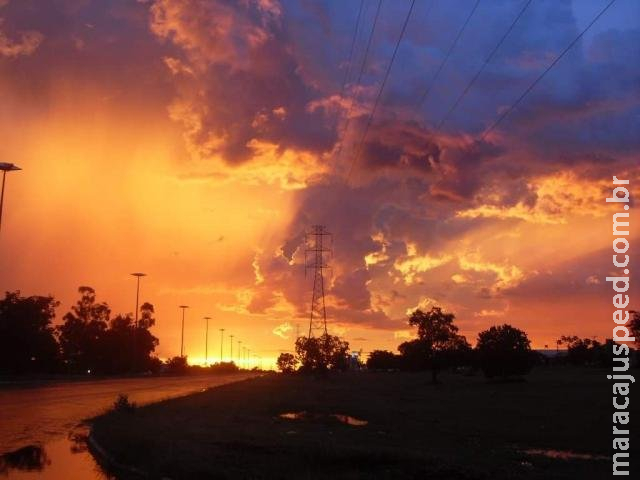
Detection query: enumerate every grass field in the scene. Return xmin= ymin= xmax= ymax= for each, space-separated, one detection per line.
xmin=90 ymin=367 xmax=637 ymax=479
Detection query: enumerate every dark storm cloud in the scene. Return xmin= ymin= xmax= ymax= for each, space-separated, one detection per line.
xmin=503 ymin=246 xmax=640 ymax=302
xmin=150 ymin=0 xmax=338 ymax=164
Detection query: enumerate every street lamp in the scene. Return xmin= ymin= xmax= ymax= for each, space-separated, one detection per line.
xmin=130 ymin=273 xmax=146 ymax=372
xmin=0 ymin=162 xmax=21 ymax=234
xmin=219 ymin=328 xmax=225 ymax=363
xmin=131 ymin=273 xmax=146 ymax=327
xmin=237 ymin=340 xmax=242 ymax=365
xmin=229 ymin=334 xmax=234 ymax=364
xmin=204 ymin=317 xmax=211 ymax=366
xmin=179 ymin=305 xmax=189 ymax=357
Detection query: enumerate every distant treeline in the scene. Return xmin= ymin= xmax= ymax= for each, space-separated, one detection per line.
xmin=278 ymin=306 xmax=640 ymax=380
xmin=0 ymin=287 xmax=160 ymax=375
xmin=365 ymin=309 xmax=640 ymax=378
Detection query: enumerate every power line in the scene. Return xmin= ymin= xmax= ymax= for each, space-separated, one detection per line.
xmin=481 ymin=0 xmax=617 ymax=141
xmin=346 ymin=0 xmax=417 ymax=181
xmin=336 ymin=0 xmax=383 ymax=159
xmin=418 ymin=0 xmax=481 ymax=109
xmin=436 ymin=0 xmax=533 ymax=131
xmin=339 ymin=0 xmax=366 ymax=97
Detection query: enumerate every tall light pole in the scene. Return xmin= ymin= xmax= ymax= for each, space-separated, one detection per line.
xmin=219 ymin=328 xmax=225 ymax=363
xmin=237 ymin=340 xmax=242 ymax=365
xmin=0 ymin=162 xmax=21 ymax=234
xmin=179 ymin=305 xmax=189 ymax=357
xmin=131 ymin=273 xmax=146 ymax=327
xmin=204 ymin=317 xmax=211 ymax=366
xmin=229 ymin=334 xmax=234 ymax=364
xmin=130 ymin=273 xmax=146 ymax=372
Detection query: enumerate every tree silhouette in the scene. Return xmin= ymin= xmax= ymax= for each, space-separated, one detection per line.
xmin=139 ymin=302 xmax=156 ymax=329
xmin=476 ymin=324 xmax=532 ymax=378
xmin=401 ymin=307 xmax=470 ymax=382
xmin=57 ymin=287 xmax=110 ymax=373
xmin=295 ymin=334 xmax=349 ymax=373
xmin=276 ymin=352 xmax=298 ymax=373
xmin=165 ymin=355 xmax=188 ymax=374
xmin=0 ymin=291 xmax=60 ymax=374
xmin=558 ymin=335 xmax=604 ymax=366
xmin=57 ymin=287 xmax=159 ymax=374
xmin=366 ymin=350 xmax=400 ymax=370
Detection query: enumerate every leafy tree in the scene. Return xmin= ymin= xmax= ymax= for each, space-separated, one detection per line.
xmin=398 ymin=339 xmax=431 ymax=371
xmin=0 ymin=291 xmax=60 ymax=374
xmin=366 ymin=350 xmax=400 ymax=370
xmin=401 ymin=307 xmax=470 ymax=382
xmin=476 ymin=324 xmax=532 ymax=378
xmin=558 ymin=335 xmax=603 ymax=366
xmin=138 ymin=302 xmax=156 ymax=329
xmin=98 ymin=312 xmax=159 ymax=374
xmin=132 ymin=303 xmax=160 ymax=371
xmin=276 ymin=352 xmax=298 ymax=373
xmin=58 ymin=287 xmax=159 ymax=374
xmin=57 ymin=286 xmax=110 ymax=373
xmin=295 ymin=334 xmax=350 ymax=373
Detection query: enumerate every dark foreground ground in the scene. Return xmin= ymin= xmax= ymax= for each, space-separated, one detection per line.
xmin=90 ymin=367 xmax=637 ymax=479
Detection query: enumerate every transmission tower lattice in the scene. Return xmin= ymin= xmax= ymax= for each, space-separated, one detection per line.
xmin=305 ymin=225 xmax=332 ymax=338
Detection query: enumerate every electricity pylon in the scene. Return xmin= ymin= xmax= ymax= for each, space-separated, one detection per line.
xmin=305 ymin=225 xmax=332 ymax=338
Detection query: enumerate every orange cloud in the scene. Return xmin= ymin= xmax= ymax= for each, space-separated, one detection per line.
xmin=457 ymin=171 xmax=616 ymax=224
xmin=0 ymin=15 xmax=43 ymax=57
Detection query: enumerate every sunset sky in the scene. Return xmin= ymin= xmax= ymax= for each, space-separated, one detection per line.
xmin=1 ymin=0 xmax=638 ymax=366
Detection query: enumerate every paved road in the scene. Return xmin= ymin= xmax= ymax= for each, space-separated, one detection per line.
xmin=0 ymin=373 xmax=256 ymax=453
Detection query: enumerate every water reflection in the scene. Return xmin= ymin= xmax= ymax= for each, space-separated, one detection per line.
xmin=0 ymin=426 xmax=111 ymax=480
xmin=523 ymin=449 xmax=609 ymax=461
xmin=279 ymin=411 xmax=368 ymax=426
xmin=331 ymin=414 xmax=368 ymax=427
xmin=0 ymin=446 xmax=50 ymax=474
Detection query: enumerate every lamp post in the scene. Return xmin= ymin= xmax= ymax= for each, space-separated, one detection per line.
xmin=0 ymin=162 xmax=21 ymax=234
xmin=219 ymin=328 xmax=225 ymax=363
xmin=130 ymin=273 xmax=146 ymax=372
xmin=131 ymin=273 xmax=146 ymax=327
xmin=204 ymin=317 xmax=211 ymax=365
xmin=237 ymin=340 xmax=242 ymax=365
xmin=229 ymin=334 xmax=234 ymax=364
xmin=179 ymin=305 xmax=189 ymax=357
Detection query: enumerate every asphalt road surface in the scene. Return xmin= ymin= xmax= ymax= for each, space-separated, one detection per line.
xmin=0 ymin=373 xmax=256 ymax=453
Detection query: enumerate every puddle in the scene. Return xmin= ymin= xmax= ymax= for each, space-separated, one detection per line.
xmin=279 ymin=412 xmax=303 ymax=420
xmin=331 ymin=414 xmax=368 ymax=426
xmin=523 ymin=449 xmax=609 ymax=461
xmin=0 ymin=426 xmax=111 ymax=479
xmin=279 ymin=411 xmax=368 ymax=426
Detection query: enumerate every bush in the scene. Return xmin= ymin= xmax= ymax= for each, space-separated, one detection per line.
xmin=112 ymin=394 xmax=136 ymax=413
xmin=476 ymin=324 xmax=533 ymax=379
xmin=165 ymin=356 xmax=188 ymax=374
xmin=209 ymin=361 xmax=239 ymax=373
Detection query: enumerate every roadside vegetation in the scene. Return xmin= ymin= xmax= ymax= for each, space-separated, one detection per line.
xmin=0 ymin=288 xmax=255 ymax=377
